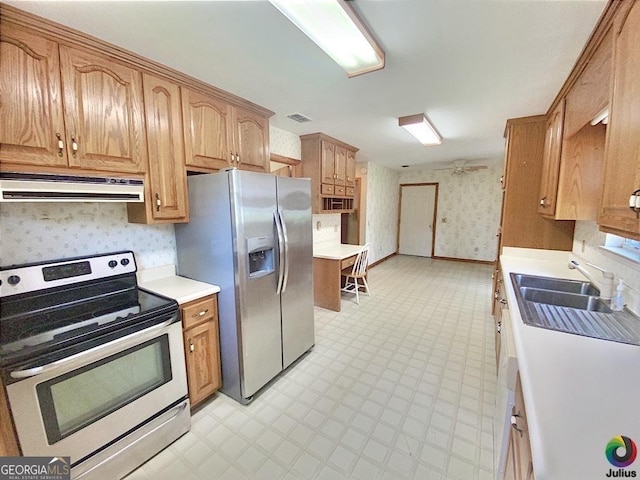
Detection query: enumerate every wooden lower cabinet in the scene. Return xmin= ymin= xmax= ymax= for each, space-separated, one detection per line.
xmin=505 ymin=374 xmax=535 ymax=480
xmin=181 ymin=295 xmax=221 ymax=408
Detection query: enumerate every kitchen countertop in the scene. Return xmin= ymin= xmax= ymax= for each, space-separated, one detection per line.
xmin=500 ymin=247 xmax=640 ymax=479
xmin=138 ymin=265 xmax=220 ymax=305
xmin=313 ymin=243 xmax=363 ymax=260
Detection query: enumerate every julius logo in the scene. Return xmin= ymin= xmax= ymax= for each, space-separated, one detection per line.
xmin=605 ymin=435 xmax=638 ymax=478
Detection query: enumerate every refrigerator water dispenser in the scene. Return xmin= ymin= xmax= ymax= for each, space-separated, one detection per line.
xmin=247 ymin=235 xmax=275 ymax=278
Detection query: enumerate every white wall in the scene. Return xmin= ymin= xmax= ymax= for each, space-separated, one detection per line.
xmin=398 ymin=161 xmax=503 ymax=262
xmin=364 ymin=161 xmax=400 ymax=264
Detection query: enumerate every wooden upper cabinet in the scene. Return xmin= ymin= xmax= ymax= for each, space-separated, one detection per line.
xmin=564 ymin=27 xmax=613 ymax=139
xmin=233 ymin=105 xmax=269 ymax=172
xmin=59 ymin=46 xmax=146 ymax=173
xmin=538 ymin=100 xmax=565 ymax=216
xmin=334 ymin=145 xmax=347 ymax=186
xmin=182 ymin=88 xmax=269 ymax=173
xmin=599 ymin=0 xmax=640 ymax=240
xmin=0 ymin=25 xmax=68 ymax=167
xmin=128 ymin=74 xmax=188 ymax=224
xmin=320 ymin=141 xmax=336 ymax=184
xmin=1 ymin=26 xmax=146 ymax=174
xmin=345 ymin=149 xmax=356 ymax=188
xmin=181 ymin=87 xmax=233 ymax=171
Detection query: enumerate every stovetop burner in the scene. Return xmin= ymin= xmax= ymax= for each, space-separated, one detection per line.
xmin=0 ymin=251 xmax=178 ymax=367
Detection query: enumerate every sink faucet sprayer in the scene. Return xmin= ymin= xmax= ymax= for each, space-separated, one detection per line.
xmin=567 ymin=260 xmax=615 ymax=300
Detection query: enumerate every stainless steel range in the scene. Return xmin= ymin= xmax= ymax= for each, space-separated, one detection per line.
xmin=0 ymin=251 xmax=190 ymax=480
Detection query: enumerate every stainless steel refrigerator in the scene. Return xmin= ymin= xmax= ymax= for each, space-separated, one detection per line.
xmin=175 ymin=169 xmax=315 ymax=404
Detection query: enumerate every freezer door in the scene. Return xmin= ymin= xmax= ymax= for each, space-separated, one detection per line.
xmin=232 ymin=171 xmax=284 ymax=399
xmin=277 ymin=177 xmax=315 ymax=368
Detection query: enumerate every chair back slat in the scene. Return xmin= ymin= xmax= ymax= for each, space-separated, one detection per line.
xmin=352 ymin=243 xmax=370 ymax=276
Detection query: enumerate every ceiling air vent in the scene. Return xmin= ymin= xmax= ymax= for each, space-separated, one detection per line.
xmin=287 ymin=113 xmax=313 ymax=123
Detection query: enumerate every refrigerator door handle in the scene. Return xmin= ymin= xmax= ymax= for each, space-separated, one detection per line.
xmin=278 ymin=209 xmax=291 ymax=293
xmin=274 ymin=209 xmax=286 ymax=294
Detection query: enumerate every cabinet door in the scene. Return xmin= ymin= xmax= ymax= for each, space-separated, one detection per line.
xmin=538 ymin=100 xmax=565 ymax=215
xmin=233 ymin=105 xmax=268 ymax=172
xmin=334 ymin=145 xmax=347 ymax=186
xmin=599 ymin=1 xmax=640 ymax=240
xmin=59 ymin=46 xmax=146 ymax=173
xmin=181 ymin=87 xmax=233 ymax=171
xmin=345 ymin=149 xmax=356 ymax=189
xmin=0 ymin=24 xmax=67 ymax=167
xmin=320 ymin=140 xmax=336 ymax=184
xmin=512 ymin=375 xmax=535 ymax=480
xmin=184 ymin=320 xmax=221 ymax=407
xmin=141 ymin=74 xmax=188 ymax=221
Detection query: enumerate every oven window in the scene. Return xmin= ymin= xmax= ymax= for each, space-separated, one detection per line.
xmin=37 ymin=335 xmax=172 ymax=444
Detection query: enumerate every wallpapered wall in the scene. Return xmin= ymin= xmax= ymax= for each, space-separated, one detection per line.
xmin=364 ymin=162 xmax=400 ymax=264
xmin=398 ymin=161 xmax=503 ymax=262
xmin=0 ymin=203 xmax=176 ymax=269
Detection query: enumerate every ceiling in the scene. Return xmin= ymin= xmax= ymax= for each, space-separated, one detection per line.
xmin=6 ymin=0 xmax=607 ymax=170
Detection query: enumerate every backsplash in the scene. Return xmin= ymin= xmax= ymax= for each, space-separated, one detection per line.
xmin=0 ymin=203 xmax=176 ymax=269
xmin=572 ymin=221 xmax=640 ymax=314
xmin=312 ymin=213 xmax=341 ymax=246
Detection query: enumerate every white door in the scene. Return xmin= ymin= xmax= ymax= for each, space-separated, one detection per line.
xmin=398 ymin=184 xmax=437 ymax=257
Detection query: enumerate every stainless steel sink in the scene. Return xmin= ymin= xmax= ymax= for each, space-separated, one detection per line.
xmin=518 ymin=287 xmax=612 ymax=313
xmin=512 ymin=273 xmax=599 ymax=296
xmin=510 ymin=273 xmax=640 ymax=346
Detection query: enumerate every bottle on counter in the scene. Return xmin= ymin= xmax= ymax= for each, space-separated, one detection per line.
xmin=610 ymin=279 xmax=625 ymax=311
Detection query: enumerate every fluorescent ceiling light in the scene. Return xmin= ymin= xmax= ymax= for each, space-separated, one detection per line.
xmin=398 ymin=114 xmax=442 ymax=146
xmin=269 ymin=0 xmax=385 ymax=78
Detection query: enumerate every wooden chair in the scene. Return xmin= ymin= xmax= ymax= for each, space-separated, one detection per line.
xmin=340 ymin=244 xmax=371 ymax=304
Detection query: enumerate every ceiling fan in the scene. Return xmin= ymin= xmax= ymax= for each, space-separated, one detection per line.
xmin=435 ymin=159 xmax=488 ymax=175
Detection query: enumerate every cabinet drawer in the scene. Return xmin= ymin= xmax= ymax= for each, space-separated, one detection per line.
xmin=341 ymin=255 xmax=356 ymax=270
xmin=321 ymin=183 xmax=334 ymax=195
xmin=182 ymin=296 xmax=217 ymax=330
xmin=335 ymin=186 xmax=345 ymax=196
xmin=346 ymin=187 xmax=355 ymax=197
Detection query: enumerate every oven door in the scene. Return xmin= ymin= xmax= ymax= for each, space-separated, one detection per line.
xmin=5 ymin=317 xmax=188 ymax=464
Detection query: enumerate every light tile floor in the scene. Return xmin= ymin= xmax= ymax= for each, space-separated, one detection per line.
xmin=126 ymin=255 xmax=497 ymax=480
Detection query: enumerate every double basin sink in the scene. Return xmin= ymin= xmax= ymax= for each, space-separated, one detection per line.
xmin=511 ymin=273 xmax=640 ymax=345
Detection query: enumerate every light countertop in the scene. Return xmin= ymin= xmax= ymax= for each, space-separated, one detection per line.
xmin=500 ymin=247 xmax=640 ymax=479
xmin=138 ymin=265 xmax=220 ymax=305
xmin=313 ymin=243 xmax=363 ymax=260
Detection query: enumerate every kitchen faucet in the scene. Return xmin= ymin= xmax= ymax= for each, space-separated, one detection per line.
xmin=567 ymin=260 xmax=615 ymax=300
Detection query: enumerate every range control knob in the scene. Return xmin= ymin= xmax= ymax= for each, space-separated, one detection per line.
xmin=121 ymin=258 xmax=130 ymax=266
xmin=7 ymin=275 xmax=21 ymax=286
xmin=108 ymin=260 xmax=118 ymax=268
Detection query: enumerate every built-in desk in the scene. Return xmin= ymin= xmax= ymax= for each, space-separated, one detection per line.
xmin=313 ymin=244 xmax=364 ymax=312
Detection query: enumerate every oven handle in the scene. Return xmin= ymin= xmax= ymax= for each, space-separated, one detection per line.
xmin=9 ymin=317 xmax=176 ymax=379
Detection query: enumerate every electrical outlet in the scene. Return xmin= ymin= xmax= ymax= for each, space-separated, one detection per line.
xmin=316 ymin=221 xmax=321 ymax=230
xmin=581 ymin=240 xmax=586 ymax=253
xmin=442 ymin=218 xmax=447 ymax=223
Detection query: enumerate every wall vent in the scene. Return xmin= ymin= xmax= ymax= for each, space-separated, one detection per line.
xmin=287 ymin=113 xmax=313 ymax=123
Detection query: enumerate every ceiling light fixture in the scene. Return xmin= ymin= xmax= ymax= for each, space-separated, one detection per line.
xmin=398 ymin=114 xmax=442 ymax=146
xmin=269 ymin=0 xmax=385 ymax=78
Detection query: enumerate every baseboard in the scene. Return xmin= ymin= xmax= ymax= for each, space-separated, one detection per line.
xmin=431 ymin=255 xmax=495 ymax=265
xmin=369 ymin=252 xmax=397 ymax=268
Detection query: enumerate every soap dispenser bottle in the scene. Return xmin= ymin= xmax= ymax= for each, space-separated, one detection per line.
xmin=610 ymin=279 xmax=625 ymax=311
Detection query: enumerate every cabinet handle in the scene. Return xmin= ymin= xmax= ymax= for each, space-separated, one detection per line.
xmin=511 ymin=414 xmax=524 ymax=435
xmin=71 ymin=136 xmax=78 ymax=156
xmin=189 ymin=340 xmax=194 ymax=353
xmin=155 ymin=193 xmax=161 ymax=212
xmin=56 ymin=133 xmax=64 ymax=157
xmin=192 ymin=309 xmax=209 ymax=318
xmin=497 ymin=321 xmax=502 ymax=334
xmin=236 ymin=153 xmax=241 ymax=165
xmin=230 ymin=153 xmax=236 ymax=164
xmin=499 ymin=175 xmax=504 ymax=186
xmin=499 ymin=299 xmax=507 ymax=305
xmin=540 ymin=196 xmax=547 ymax=207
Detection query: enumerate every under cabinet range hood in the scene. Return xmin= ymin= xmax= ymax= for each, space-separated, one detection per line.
xmin=0 ymin=172 xmax=144 ymax=202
